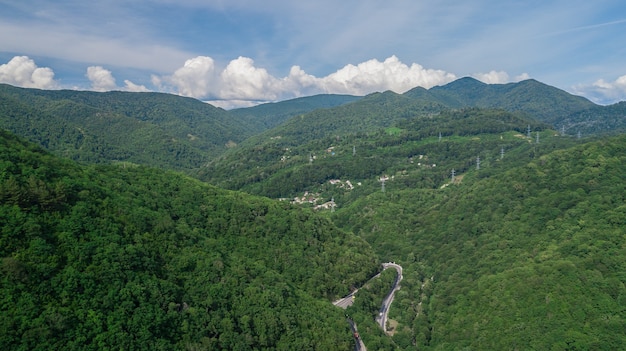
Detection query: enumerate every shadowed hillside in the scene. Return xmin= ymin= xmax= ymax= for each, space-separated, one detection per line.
xmin=0 ymin=130 xmax=379 ymax=350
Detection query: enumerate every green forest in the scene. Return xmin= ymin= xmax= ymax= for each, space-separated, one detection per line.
xmin=202 ymin=104 xmax=626 ymax=349
xmin=334 ymin=134 xmax=626 ymax=349
xmin=1 ymin=79 xmax=625 ymax=350
xmin=0 ymin=129 xmax=378 ymax=350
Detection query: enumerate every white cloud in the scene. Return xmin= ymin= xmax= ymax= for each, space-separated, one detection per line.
xmin=159 ymin=55 xmax=458 ymax=106
xmin=472 ymin=71 xmax=510 ymax=84
xmin=123 ymin=80 xmax=150 ymax=92
xmin=206 ymin=99 xmax=265 ymax=110
xmin=86 ymin=66 xmax=149 ymax=93
xmin=167 ymin=56 xmax=217 ymax=98
xmin=472 ymin=70 xmax=531 ymax=84
xmin=321 ymin=56 xmax=456 ymax=95
xmin=219 ymin=57 xmax=279 ymax=100
xmin=0 ymin=56 xmax=58 ymax=89
xmin=573 ymin=74 xmax=626 ymax=104
xmin=86 ymin=66 xmax=117 ymax=92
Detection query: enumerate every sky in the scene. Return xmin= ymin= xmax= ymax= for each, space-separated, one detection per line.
xmin=1 ymin=0 xmax=626 ymax=109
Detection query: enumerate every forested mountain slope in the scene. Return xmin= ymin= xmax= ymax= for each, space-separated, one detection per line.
xmin=333 ymin=134 xmax=626 ymax=350
xmin=230 ymin=94 xmax=362 ymax=132
xmin=0 ymin=130 xmax=379 ymax=350
xmin=424 ymin=78 xmax=596 ymax=124
xmin=199 ymin=108 xmax=553 ymax=198
xmin=201 ymin=102 xmax=625 ymax=349
xmin=404 ymin=78 xmax=625 ymax=135
xmin=0 ymin=84 xmax=255 ymax=169
xmin=559 ymin=101 xmax=626 ymax=136
xmin=221 ymin=78 xmax=621 ymax=160
xmin=1 ymin=78 xmax=623 ymax=176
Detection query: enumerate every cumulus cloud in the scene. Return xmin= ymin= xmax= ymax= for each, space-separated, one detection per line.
xmin=86 ymin=66 xmax=117 ymax=91
xmin=219 ymin=57 xmax=279 ymax=100
xmin=0 ymin=56 xmax=58 ymax=89
xmin=159 ymin=55 xmax=458 ymax=106
xmin=123 ymin=80 xmax=150 ymax=92
xmin=573 ymin=75 xmax=626 ymax=104
xmin=321 ymin=56 xmax=456 ymax=95
xmin=472 ymin=70 xmax=530 ymax=84
xmin=2 ymin=55 xmax=536 ymax=108
xmin=86 ymin=66 xmax=149 ymax=92
xmin=167 ymin=56 xmax=217 ymax=97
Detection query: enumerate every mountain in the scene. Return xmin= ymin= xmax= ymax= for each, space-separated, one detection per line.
xmin=199 ymin=107 xmax=553 ymax=198
xmin=559 ymin=101 xmax=626 ymax=136
xmin=224 ymin=78 xmax=616 ymax=158
xmin=1 ymin=78 xmax=622 ymax=174
xmin=232 ymin=89 xmax=449 ymax=148
xmin=0 ymin=129 xmax=379 ymax=350
xmin=0 ymin=84 xmax=256 ymax=169
xmin=334 ymin=134 xmax=626 ymax=349
xmin=229 ymin=94 xmax=362 ymax=132
xmin=415 ymin=77 xmax=598 ymax=124
xmin=201 ymin=97 xmax=626 ymax=349
xmin=2 ymin=78 xmax=626 ymax=350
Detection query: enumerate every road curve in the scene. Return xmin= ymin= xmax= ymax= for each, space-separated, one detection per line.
xmin=333 ymin=262 xmax=404 ymax=348
xmin=347 ymin=319 xmax=367 ymax=351
xmin=375 ymin=263 xmax=403 ymax=333
xmin=333 ymin=291 xmax=357 ymax=309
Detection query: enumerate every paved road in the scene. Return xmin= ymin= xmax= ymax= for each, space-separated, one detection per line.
xmin=333 ymin=291 xmax=357 ymax=309
xmin=347 ymin=319 xmax=366 ymax=351
xmin=333 ymin=262 xmax=404 ymax=348
xmin=375 ymin=263 xmax=403 ymax=333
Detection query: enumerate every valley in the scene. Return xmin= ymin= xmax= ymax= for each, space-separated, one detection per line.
xmin=1 ymin=78 xmax=625 ymax=350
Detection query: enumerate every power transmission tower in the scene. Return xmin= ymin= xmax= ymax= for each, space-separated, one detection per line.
xmin=309 ymin=153 xmax=313 ymax=164
xmin=476 ymin=156 xmax=481 ymax=170
xmin=451 ymin=169 xmax=455 ymax=183
xmin=500 ymin=147 xmax=505 ymax=160
xmin=577 ymin=131 xmax=581 ymax=139
xmin=331 ymin=197 xmax=335 ymax=212
xmin=439 ymin=132 xmax=442 ymax=142
xmin=380 ymin=177 xmax=386 ymax=193
xmin=561 ymin=125 xmax=565 ymax=136
xmin=353 ymin=145 xmax=356 ymax=156
xmin=536 ymin=131 xmax=540 ymax=144
xmin=527 ymin=125 xmax=531 ymax=138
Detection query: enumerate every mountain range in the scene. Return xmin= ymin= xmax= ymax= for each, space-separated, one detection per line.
xmin=1 ymin=78 xmax=624 ymax=173
xmin=1 ymin=78 xmax=625 ymax=350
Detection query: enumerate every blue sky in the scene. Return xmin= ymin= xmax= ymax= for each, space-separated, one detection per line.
xmin=1 ymin=0 xmax=625 ymax=108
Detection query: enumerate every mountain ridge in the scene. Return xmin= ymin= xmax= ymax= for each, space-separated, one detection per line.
xmin=0 ymin=129 xmax=379 ymax=350
xmin=1 ymin=78 xmax=625 ymax=350
xmin=1 ymin=77 xmax=624 ymax=175
xmin=0 ymin=83 xmax=257 ymax=169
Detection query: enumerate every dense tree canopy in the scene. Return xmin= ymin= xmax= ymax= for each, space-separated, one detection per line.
xmin=334 ymin=134 xmax=626 ymax=350
xmin=0 ymin=130 xmax=379 ymax=350
xmin=1 ymin=79 xmax=625 ymax=350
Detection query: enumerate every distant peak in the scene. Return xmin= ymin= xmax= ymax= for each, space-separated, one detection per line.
xmin=432 ymin=77 xmax=486 ymax=91
xmin=456 ymin=76 xmax=486 ymax=84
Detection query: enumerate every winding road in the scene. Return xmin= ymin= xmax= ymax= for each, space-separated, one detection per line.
xmin=375 ymin=263 xmax=403 ymax=333
xmin=333 ymin=262 xmax=403 ymax=350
